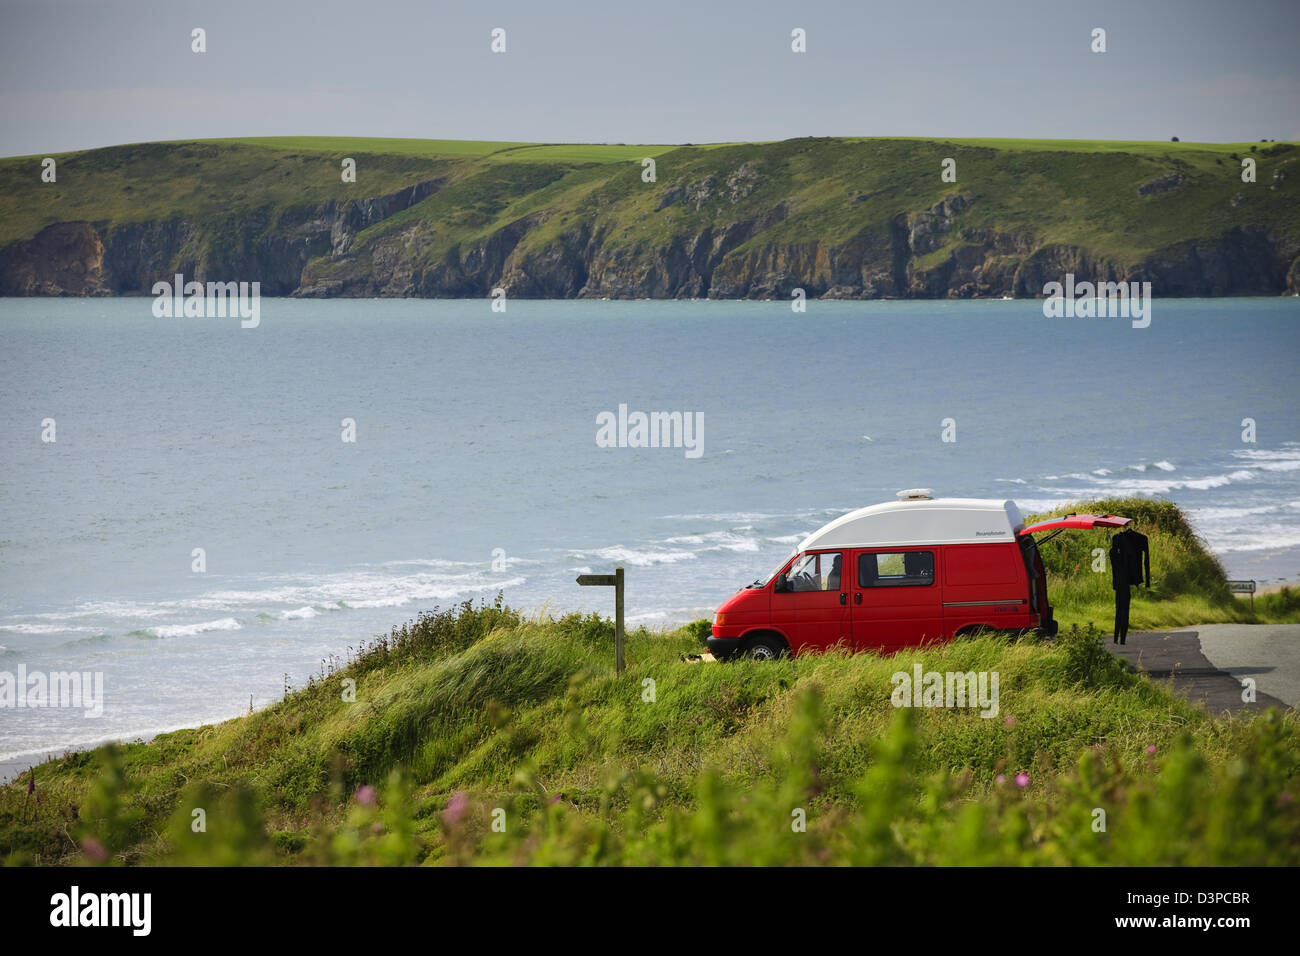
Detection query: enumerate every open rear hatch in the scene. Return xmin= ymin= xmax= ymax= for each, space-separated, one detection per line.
xmin=1017 ymin=513 xmax=1131 ymax=545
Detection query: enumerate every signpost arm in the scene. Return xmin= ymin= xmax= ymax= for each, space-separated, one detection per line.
xmin=575 ymin=567 xmax=627 ymax=674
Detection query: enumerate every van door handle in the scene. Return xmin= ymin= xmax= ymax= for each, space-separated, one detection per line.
xmin=839 ymin=592 xmax=847 ymax=605
xmin=854 ymin=593 xmax=862 ymax=604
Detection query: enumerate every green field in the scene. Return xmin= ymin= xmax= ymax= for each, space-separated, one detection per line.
xmin=3 ymin=498 xmax=1296 ymax=867
xmin=191 ymin=136 xmax=708 ymax=164
xmin=882 ymin=137 xmax=1285 ymax=155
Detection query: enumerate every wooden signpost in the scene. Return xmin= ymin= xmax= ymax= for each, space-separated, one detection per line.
xmin=1227 ymin=579 xmax=1256 ymax=610
xmin=577 ymin=566 xmax=625 ymax=673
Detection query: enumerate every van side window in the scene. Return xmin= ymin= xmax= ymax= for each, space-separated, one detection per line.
xmin=859 ymin=551 xmax=934 ymax=588
xmin=785 ymin=551 xmax=843 ymax=592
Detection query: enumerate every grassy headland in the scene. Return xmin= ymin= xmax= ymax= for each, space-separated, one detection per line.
xmin=2 ymin=136 xmax=1297 ymax=298
xmin=1 ymin=498 xmax=1297 ymax=866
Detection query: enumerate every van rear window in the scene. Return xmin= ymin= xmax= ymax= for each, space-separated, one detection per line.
xmin=859 ymin=551 xmax=934 ymax=588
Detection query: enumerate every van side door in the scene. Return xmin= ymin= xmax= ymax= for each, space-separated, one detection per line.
xmin=770 ymin=550 xmax=849 ymax=654
xmin=851 ymin=548 xmax=943 ymax=651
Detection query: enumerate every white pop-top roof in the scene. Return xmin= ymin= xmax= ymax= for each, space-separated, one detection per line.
xmin=795 ymin=497 xmax=1025 ymax=553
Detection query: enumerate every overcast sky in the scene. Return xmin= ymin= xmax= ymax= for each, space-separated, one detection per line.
xmin=1 ymin=0 xmax=1297 ymax=155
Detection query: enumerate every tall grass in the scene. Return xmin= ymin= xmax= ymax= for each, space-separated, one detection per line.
xmin=4 ymin=599 xmax=1296 ymax=866
xmin=3 ymin=497 xmax=1296 ymax=866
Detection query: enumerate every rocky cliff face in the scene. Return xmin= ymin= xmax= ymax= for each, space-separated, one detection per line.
xmin=1 ymin=178 xmax=444 ymax=296
xmin=4 ymin=149 xmax=1299 ymax=299
xmin=289 ymin=187 xmax=1300 ymax=300
xmin=0 ymin=222 xmax=108 ymax=295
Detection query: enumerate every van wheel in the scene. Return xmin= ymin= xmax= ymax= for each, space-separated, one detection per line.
xmin=743 ymin=635 xmax=787 ymax=660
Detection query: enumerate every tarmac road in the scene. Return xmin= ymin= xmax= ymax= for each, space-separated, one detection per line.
xmin=1194 ymin=624 xmax=1300 ymax=709
xmin=1107 ymin=625 xmax=1298 ymax=716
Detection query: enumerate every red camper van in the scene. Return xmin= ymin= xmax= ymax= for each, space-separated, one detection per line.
xmin=708 ymin=490 xmax=1129 ymax=660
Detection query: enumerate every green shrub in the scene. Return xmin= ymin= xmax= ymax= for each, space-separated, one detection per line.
xmin=687 ymin=618 xmax=713 ymax=646
xmin=1058 ymin=623 xmax=1133 ymax=688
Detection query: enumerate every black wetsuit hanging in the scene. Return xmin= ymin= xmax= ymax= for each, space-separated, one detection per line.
xmin=1108 ymin=527 xmax=1150 ymax=644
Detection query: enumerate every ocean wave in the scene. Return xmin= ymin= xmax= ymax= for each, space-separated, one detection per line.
xmin=280 ymin=606 xmax=319 ymax=620
xmin=378 ymin=555 xmax=543 ymax=569
xmin=662 ymin=530 xmax=761 ymax=553
xmin=662 ymin=534 xmax=706 ymax=546
xmin=572 ymin=546 xmax=697 ymax=567
xmin=340 ymin=576 xmax=527 ymax=609
xmin=658 ymin=508 xmax=830 ymax=523
xmin=1233 ymin=447 xmax=1300 ymax=462
xmin=0 ymin=623 xmax=100 ymax=635
xmin=1186 ymin=504 xmax=1279 ymax=524
xmin=1117 ymin=462 xmax=1177 ymax=472
xmin=658 ymin=511 xmax=785 ymax=522
xmin=377 ymin=557 xmax=484 ymax=568
xmin=1206 ymin=528 xmax=1300 ymax=553
xmin=147 ymin=617 xmax=243 ymax=639
xmin=1035 ymin=469 xmax=1257 ymax=497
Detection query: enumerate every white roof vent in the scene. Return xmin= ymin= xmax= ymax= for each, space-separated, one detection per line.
xmin=896 ymin=488 xmax=934 ymax=500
